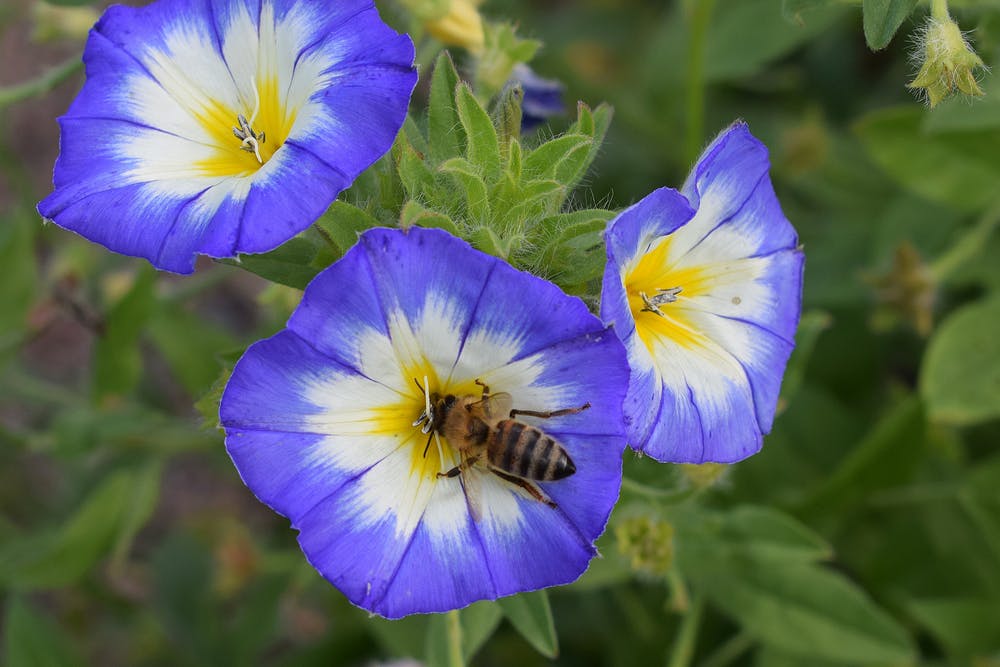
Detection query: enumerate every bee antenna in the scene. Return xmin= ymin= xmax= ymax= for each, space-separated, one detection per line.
xmin=413 ymin=377 xmax=425 ymax=394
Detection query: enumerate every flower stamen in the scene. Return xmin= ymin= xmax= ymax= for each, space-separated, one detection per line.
xmin=411 ymin=376 xmax=435 ymax=433
xmin=233 ymin=113 xmax=265 ymax=164
xmin=639 ymin=286 xmax=683 ymax=317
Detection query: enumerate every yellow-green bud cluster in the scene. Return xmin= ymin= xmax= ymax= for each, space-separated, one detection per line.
xmin=908 ymin=16 xmax=986 ymax=108
xmin=615 ymin=515 xmax=675 ymax=578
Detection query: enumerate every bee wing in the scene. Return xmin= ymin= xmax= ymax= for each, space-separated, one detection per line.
xmin=459 ymin=464 xmax=484 ymax=523
xmin=480 ymin=392 xmax=513 ymax=420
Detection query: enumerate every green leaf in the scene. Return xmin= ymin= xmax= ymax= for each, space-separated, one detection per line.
xmin=506 ymin=137 xmax=522 ymax=182
xmin=782 ymin=0 xmax=836 ymax=25
xmin=565 ymin=102 xmax=613 ymax=187
xmin=470 ymin=226 xmax=507 ymax=258
xmin=924 ymin=74 xmax=1000 ymax=132
xmin=400 ymin=199 xmax=460 ymax=234
xmin=862 ymin=0 xmax=920 ymax=50
xmin=779 ymin=310 xmax=832 ymax=410
xmin=718 ymin=506 xmax=833 ymax=564
xmin=401 ymin=113 xmax=429 ymax=157
xmin=225 ymin=575 xmax=288 ymax=664
xmin=455 ymin=83 xmax=501 ymax=184
xmin=0 ymin=213 xmax=36 ymax=365
xmin=907 ymin=596 xmax=1000 ymax=656
xmin=93 ymin=266 xmax=156 ymax=399
xmin=460 ymin=601 xmax=503 ymax=661
xmin=151 ymin=534 xmax=222 ymax=664
xmin=394 ymin=131 xmax=437 ymax=199
xmin=368 ymin=614 xmax=429 ymax=661
xmin=424 ymin=614 xmax=457 ymax=667
xmin=0 ymin=469 xmax=141 ymax=589
xmin=702 ymin=0 xmax=847 ymax=81
xmin=523 ymin=134 xmax=592 ymax=183
xmin=693 ymin=562 xmax=915 ymax=664
xmin=3 ymin=597 xmax=83 ymax=667
xmin=424 ymin=601 xmax=503 ymax=666
xmin=429 ymin=52 xmax=463 ymax=165
xmin=226 ymin=237 xmax=321 ymax=289
xmin=109 ymin=461 xmax=162 ymax=569
xmin=148 ymin=305 xmax=236 ymax=396
xmin=316 ymin=200 xmax=381 ymax=254
xmin=195 ymin=366 xmax=232 ymax=431
xmin=799 ymin=395 xmax=926 ymax=523
xmin=533 ymin=210 xmax=614 ymax=285
xmin=921 ymin=298 xmax=1000 ymax=426
xmin=497 ymin=590 xmax=558 ymax=658
xmin=675 ymin=505 xmax=832 ymax=567
xmin=440 ymin=157 xmax=491 ymax=222
xmin=855 ymin=106 xmax=1000 ymax=212
xmin=503 ymin=180 xmax=565 ymax=225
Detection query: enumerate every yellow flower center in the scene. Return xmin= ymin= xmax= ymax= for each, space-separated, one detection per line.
xmin=192 ymin=75 xmax=297 ymax=177
xmin=398 ymin=365 xmax=487 ymax=481
xmin=625 ymin=236 xmax=710 ymax=353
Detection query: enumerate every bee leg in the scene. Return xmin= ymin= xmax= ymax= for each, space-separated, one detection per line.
xmin=474 ymin=378 xmax=490 ymax=398
xmin=489 ymin=468 xmax=557 ymax=509
xmin=509 ymin=402 xmax=591 ymax=420
xmin=438 ymin=454 xmax=480 ymax=478
xmin=422 ymin=431 xmax=433 ymax=458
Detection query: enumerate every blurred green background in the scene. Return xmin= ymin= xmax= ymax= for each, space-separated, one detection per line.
xmin=2 ymin=0 xmax=1000 ymax=665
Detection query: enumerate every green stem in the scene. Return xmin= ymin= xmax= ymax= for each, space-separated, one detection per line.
xmin=446 ymin=609 xmax=464 ymax=667
xmin=666 ymin=567 xmax=690 ymax=612
xmin=0 ymin=56 xmax=83 ymax=109
xmin=621 ymin=476 xmax=696 ymax=504
xmin=930 ymin=0 xmax=949 ymax=21
xmin=930 ymin=202 xmax=1000 ymax=282
xmin=666 ymin=594 xmax=704 ymax=667
xmin=684 ymin=0 xmax=715 ymax=166
xmin=698 ymin=631 xmax=754 ymax=667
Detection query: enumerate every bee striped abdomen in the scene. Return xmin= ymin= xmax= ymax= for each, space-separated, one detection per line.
xmin=491 ymin=420 xmax=576 ymax=481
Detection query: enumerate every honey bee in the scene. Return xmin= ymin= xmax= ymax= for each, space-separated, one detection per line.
xmin=412 ymin=378 xmax=589 ymax=516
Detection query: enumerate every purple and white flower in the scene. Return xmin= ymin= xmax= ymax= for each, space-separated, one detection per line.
xmin=601 ymin=122 xmax=804 ymax=463
xmin=221 ymin=227 xmax=628 ymax=618
xmin=38 ymin=0 xmax=416 ymax=273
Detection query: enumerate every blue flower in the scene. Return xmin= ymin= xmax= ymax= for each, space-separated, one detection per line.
xmin=601 ymin=122 xmax=804 ymax=463
xmin=37 ymin=0 xmax=416 ymax=273
xmin=511 ymin=64 xmax=565 ymax=132
xmin=220 ymin=227 xmax=628 ymax=618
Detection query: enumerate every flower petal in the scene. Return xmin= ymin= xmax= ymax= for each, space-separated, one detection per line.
xmin=222 ymin=227 xmax=629 ymax=617
xmin=601 ymin=123 xmax=803 ymax=463
xmin=38 ymin=0 xmax=415 ymax=272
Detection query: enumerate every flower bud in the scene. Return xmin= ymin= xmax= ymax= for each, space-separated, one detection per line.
xmin=908 ymin=15 xmax=987 ymax=107
xmin=867 ymin=241 xmax=937 ymax=337
xmin=422 ymin=0 xmax=485 ymax=53
xmin=32 ymin=1 xmax=99 ymax=42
